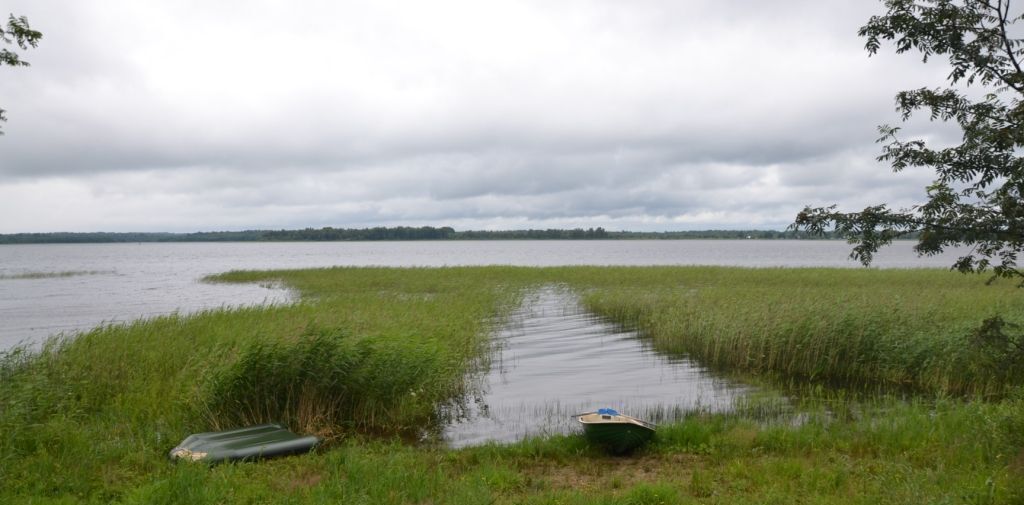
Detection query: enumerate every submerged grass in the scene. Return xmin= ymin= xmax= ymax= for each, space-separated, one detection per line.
xmin=0 ymin=269 xmax=110 ymax=280
xmin=1 ymin=266 xmax=1022 ymax=503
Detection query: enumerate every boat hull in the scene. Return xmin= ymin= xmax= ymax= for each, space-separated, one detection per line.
xmin=169 ymin=423 xmax=320 ymax=464
xmin=583 ymin=422 xmax=654 ymax=454
xmin=577 ymin=411 xmax=655 ymax=454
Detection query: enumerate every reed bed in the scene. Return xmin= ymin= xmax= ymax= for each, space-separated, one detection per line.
xmin=0 ymin=265 xmax=1021 ymax=503
xmin=569 ymin=267 xmax=1024 ymax=396
xmin=0 ymin=267 xmax=531 ymax=499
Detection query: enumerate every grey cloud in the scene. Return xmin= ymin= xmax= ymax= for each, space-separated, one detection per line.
xmin=0 ymin=0 xmax=961 ymax=232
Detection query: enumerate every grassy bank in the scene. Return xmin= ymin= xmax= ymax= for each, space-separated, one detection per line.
xmin=83 ymin=395 xmax=1024 ymax=505
xmin=1 ymin=266 xmax=1022 ymax=503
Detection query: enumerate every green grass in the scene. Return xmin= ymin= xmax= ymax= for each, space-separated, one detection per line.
xmin=1 ymin=266 xmax=1022 ymax=503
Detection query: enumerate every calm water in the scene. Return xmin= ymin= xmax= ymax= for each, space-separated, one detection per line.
xmin=440 ymin=287 xmax=746 ymax=447
xmin=0 ymin=240 xmax=960 ymax=349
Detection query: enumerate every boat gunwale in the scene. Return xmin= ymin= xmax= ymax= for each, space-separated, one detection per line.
xmin=574 ymin=411 xmax=657 ymax=431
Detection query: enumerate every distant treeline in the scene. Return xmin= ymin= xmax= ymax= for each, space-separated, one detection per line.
xmin=0 ymin=226 xmax=852 ymax=244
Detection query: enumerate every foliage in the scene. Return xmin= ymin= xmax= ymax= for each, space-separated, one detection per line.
xmin=968 ymin=315 xmax=1024 ymax=381
xmin=793 ymin=0 xmax=1024 ymax=282
xmin=0 ymin=14 xmax=41 ymax=134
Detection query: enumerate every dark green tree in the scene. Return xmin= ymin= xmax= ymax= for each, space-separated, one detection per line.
xmin=1 ymin=14 xmax=42 ymax=134
xmin=793 ymin=0 xmax=1024 ymax=282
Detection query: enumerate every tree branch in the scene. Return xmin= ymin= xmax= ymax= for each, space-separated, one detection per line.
xmin=996 ymin=0 xmax=1024 ymax=92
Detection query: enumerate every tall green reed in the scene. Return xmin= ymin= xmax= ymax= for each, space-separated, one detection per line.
xmin=572 ymin=267 xmax=1024 ymax=395
xmin=199 ymin=326 xmax=460 ymax=439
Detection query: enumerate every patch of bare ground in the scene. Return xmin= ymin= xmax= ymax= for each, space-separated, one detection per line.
xmin=1009 ymin=448 xmax=1024 ymax=476
xmin=272 ymin=468 xmax=325 ymax=492
xmin=522 ymin=453 xmax=699 ymax=491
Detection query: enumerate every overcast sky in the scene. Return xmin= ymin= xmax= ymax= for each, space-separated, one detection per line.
xmin=0 ymin=0 xmax=962 ymax=233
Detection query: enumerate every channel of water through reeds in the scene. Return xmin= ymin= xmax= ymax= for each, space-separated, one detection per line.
xmin=440 ymin=286 xmax=750 ymax=447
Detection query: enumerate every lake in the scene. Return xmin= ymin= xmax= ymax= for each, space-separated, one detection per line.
xmin=0 ymin=240 xmax=961 ymax=350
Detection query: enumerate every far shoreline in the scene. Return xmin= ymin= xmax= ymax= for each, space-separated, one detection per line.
xmin=0 ymin=225 xmax=892 ymax=244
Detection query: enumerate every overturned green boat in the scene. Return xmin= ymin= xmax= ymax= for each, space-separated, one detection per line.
xmin=575 ymin=408 xmax=656 ymax=454
xmin=169 ymin=423 xmax=320 ymax=464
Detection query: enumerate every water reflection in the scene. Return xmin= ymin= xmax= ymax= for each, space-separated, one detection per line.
xmin=441 ymin=286 xmax=748 ymax=447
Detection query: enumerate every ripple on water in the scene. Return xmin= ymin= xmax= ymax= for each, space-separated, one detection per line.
xmin=441 ymin=286 xmax=749 ymax=448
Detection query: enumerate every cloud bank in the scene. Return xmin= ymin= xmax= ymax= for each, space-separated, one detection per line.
xmin=0 ymin=0 xmax=956 ymax=232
